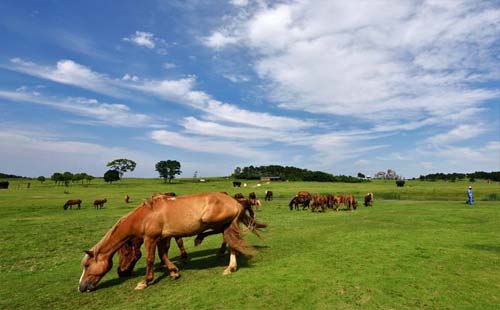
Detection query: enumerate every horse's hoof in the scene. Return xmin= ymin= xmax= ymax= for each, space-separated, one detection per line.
xmin=170 ymin=273 xmax=181 ymax=281
xmin=134 ymin=281 xmax=148 ymax=290
xmin=222 ymin=267 xmax=237 ymax=275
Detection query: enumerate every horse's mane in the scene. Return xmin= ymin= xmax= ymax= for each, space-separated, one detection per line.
xmin=92 ymin=201 xmax=151 ymax=255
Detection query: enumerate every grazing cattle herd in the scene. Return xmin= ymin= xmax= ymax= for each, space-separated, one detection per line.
xmin=63 ymin=182 xmax=374 ymax=291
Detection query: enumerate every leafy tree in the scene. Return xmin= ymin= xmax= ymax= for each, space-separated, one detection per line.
xmin=104 ymin=169 xmax=120 ymax=183
xmin=37 ymin=176 xmax=46 ymax=184
xmin=73 ymin=173 xmax=85 ymax=184
xmin=357 ymin=172 xmax=365 ymax=179
xmin=155 ymin=160 xmax=182 ymax=183
xmin=51 ymin=172 xmax=63 ymax=185
xmin=62 ymin=171 xmax=73 ymax=187
xmin=396 ymin=180 xmax=405 ymax=187
xmin=106 ymin=159 xmax=136 ymax=177
xmin=85 ymin=174 xmax=94 ymax=183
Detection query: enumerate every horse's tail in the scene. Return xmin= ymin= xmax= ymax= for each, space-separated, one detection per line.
xmin=223 ymin=209 xmax=266 ymax=257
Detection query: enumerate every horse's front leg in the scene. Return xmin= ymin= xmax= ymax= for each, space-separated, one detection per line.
xmin=222 ymin=248 xmax=238 ymax=275
xmin=158 ymin=237 xmax=180 ymax=280
xmin=135 ymin=237 xmax=157 ymax=290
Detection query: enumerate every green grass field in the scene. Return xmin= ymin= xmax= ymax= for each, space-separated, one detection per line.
xmin=0 ymin=178 xmax=499 ymax=309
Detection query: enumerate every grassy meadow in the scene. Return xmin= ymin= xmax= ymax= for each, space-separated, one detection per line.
xmin=0 ymin=178 xmax=499 ymax=309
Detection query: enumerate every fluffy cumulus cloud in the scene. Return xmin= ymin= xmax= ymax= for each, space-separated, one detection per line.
xmin=205 ymin=0 xmax=500 ymax=125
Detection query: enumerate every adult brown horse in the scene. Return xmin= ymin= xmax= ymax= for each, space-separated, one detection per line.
xmin=364 ymin=193 xmax=374 ymax=207
xmin=64 ymin=199 xmax=82 ymax=210
xmin=265 ymin=190 xmax=273 ymax=201
xmin=344 ymin=194 xmax=358 ymax=210
xmin=79 ymin=192 xmax=264 ymax=292
xmin=116 ymin=199 xmax=264 ymax=278
xmin=93 ymin=199 xmax=107 ymax=209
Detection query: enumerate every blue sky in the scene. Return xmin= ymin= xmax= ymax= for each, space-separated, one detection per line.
xmin=0 ymin=0 xmax=499 ymax=178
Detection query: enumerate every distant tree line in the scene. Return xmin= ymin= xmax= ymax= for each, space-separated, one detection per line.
xmin=232 ymin=165 xmax=365 ymax=183
xmin=50 ymin=172 xmax=94 ymax=186
xmin=0 ymin=173 xmax=25 ymax=179
xmin=419 ymin=171 xmax=500 ymax=182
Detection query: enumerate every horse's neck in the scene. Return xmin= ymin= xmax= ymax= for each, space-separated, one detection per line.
xmin=94 ymin=208 xmax=145 ymax=258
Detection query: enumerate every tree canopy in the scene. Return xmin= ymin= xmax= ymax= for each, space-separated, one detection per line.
xmin=104 ymin=169 xmax=120 ymax=183
xmin=155 ymin=160 xmax=182 ymax=183
xmin=106 ymin=158 xmax=136 ymax=177
xmin=232 ymin=165 xmax=365 ymax=183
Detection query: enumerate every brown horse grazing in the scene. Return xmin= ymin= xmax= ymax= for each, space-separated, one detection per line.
xmin=93 ymin=199 xmax=107 ymax=209
xmin=64 ymin=199 xmax=82 ymax=210
xmin=311 ymin=194 xmax=327 ymax=212
xmin=297 ymin=191 xmax=312 ymax=200
xmin=344 ymin=194 xmax=357 ymax=210
xmin=117 ymin=199 xmax=264 ymax=278
xmin=79 ymin=192 xmax=265 ymax=292
xmin=265 ymin=190 xmax=273 ymax=201
xmin=289 ymin=195 xmax=310 ymax=210
xmin=364 ymin=193 xmax=374 ymax=207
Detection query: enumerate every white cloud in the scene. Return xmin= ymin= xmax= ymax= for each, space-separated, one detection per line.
xmin=3 ymin=58 xmax=313 ymax=131
xmin=202 ymin=31 xmax=239 ymax=49
xmin=426 ymin=124 xmax=486 ymax=145
xmin=150 ymin=129 xmax=266 ymax=159
xmin=122 ymin=31 xmax=156 ymax=48
xmin=0 ymin=89 xmax=153 ymax=127
xmin=230 ymin=0 xmax=248 ymax=7
xmin=122 ymin=73 xmax=139 ymax=81
xmin=205 ymin=0 xmax=500 ymax=126
xmin=163 ymin=62 xmax=176 ymax=69
xmin=0 ymin=129 xmax=157 ymax=177
xmin=5 ymin=58 xmax=124 ymax=97
xmin=223 ymin=73 xmax=250 ymax=83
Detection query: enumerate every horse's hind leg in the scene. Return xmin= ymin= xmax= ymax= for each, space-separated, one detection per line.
xmin=223 ymin=248 xmax=238 ymax=275
xmin=217 ymin=241 xmax=227 ymax=257
xmin=135 ymin=237 xmax=158 ymax=290
xmin=174 ymin=237 xmax=188 ymax=260
xmin=158 ymin=237 xmax=180 ymax=280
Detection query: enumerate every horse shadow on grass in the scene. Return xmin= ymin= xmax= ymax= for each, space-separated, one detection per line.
xmin=98 ymin=245 xmax=269 ymax=289
xmin=466 ymin=244 xmax=500 ymax=253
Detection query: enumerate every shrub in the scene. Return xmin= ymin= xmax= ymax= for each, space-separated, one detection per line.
xmin=396 ymin=180 xmax=405 ymax=187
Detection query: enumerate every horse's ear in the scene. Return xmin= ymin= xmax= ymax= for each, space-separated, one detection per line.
xmin=84 ymin=250 xmax=94 ymax=258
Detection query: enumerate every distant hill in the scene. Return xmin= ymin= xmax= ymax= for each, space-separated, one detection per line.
xmin=0 ymin=173 xmax=26 ymax=179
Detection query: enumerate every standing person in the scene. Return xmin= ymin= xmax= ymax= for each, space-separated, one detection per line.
xmin=467 ymin=186 xmax=474 ymax=205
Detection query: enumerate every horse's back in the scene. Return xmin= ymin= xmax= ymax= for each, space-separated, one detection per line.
xmin=146 ymin=192 xmax=242 ymax=237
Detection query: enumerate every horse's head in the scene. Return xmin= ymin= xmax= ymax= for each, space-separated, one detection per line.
xmin=79 ymin=250 xmax=112 ymax=292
